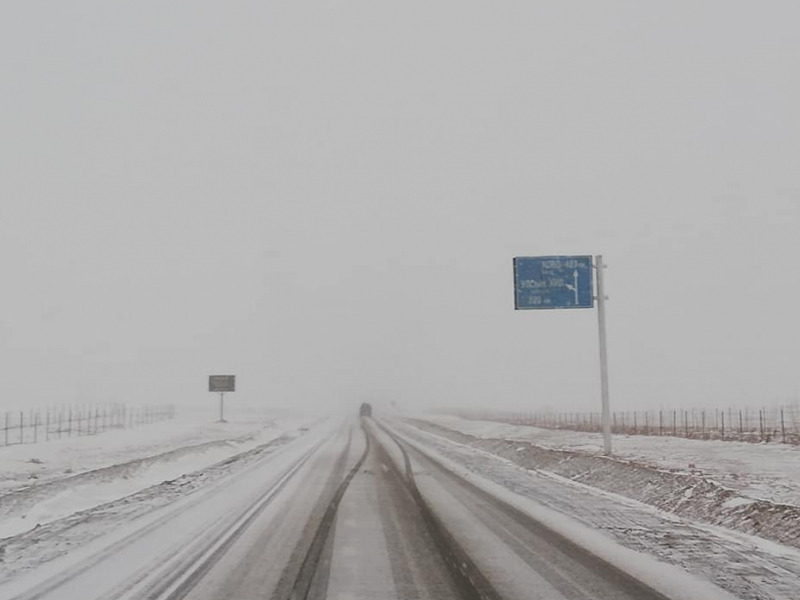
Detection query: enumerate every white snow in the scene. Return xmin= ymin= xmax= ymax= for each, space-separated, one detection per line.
xmin=422 ymin=415 xmax=800 ymax=506
xmin=391 ymin=417 xmax=800 ymax=600
xmin=0 ymin=407 xmax=317 ymax=538
xmin=378 ymin=419 xmax=741 ymax=600
xmin=1 ymin=408 xmax=302 ymax=491
xmin=722 ymin=497 xmax=755 ymax=509
xmin=0 ymin=419 xmax=340 ymax=600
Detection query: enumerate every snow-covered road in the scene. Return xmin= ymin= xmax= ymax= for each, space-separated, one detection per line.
xmin=322 ymin=426 xmax=463 ymax=600
xmin=392 ymin=417 xmax=800 ymax=600
xmin=0 ymin=418 xmax=342 ymax=600
xmin=0 ymin=414 xmax=317 ymax=541
xmin=0 ymin=414 xmax=764 ymax=600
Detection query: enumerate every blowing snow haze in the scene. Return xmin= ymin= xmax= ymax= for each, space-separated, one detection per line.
xmin=1 ymin=1 xmax=799 ymax=414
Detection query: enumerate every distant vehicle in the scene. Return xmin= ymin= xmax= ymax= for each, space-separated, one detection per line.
xmin=359 ymin=403 xmax=372 ymax=417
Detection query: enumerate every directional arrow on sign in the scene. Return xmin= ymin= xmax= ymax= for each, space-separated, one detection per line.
xmin=564 ymin=269 xmax=579 ymax=305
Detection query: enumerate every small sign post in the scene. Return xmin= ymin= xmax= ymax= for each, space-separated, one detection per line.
xmin=513 ymin=255 xmax=612 ymax=455
xmin=209 ymin=375 xmax=235 ymax=423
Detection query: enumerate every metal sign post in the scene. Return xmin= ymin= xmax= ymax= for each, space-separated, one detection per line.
xmin=594 ymin=256 xmax=612 ymax=455
xmin=513 ymin=255 xmax=613 ymax=455
xmin=209 ymin=375 xmax=235 ymax=423
xmin=218 ymin=392 xmax=226 ymax=423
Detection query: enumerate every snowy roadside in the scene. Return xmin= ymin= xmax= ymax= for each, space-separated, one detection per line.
xmin=0 ymin=420 xmax=337 ymax=587
xmin=393 ymin=418 xmax=800 ymax=600
xmin=0 ymin=408 xmax=319 ymax=539
xmin=0 ymin=408 xmax=307 ymax=494
xmin=422 ymin=415 xmax=800 ymax=506
xmin=411 ymin=416 xmax=800 ymax=551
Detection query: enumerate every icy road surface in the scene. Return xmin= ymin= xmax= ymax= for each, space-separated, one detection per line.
xmin=0 ymin=416 xmax=748 ymax=600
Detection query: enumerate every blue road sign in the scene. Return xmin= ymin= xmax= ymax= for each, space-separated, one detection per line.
xmin=514 ymin=256 xmax=594 ymax=309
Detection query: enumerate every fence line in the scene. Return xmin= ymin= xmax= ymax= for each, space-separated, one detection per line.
xmin=1 ymin=404 xmax=176 ymax=447
xmin=452 ymin=405 xmax=800 ymax=445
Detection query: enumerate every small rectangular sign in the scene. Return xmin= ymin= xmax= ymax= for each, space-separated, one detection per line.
xmin=514 ymin=256 xmax=594 ymax=309
xmin=209 ymin=375 xmax=235 ymax=392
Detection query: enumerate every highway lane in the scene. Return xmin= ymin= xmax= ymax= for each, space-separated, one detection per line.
xmin=179 ymin=420 xmax=364 ymax=600
xmin=183 ymin=420 xmax=463 ymax=600
xmin=0 ymin=420 xmax=348 ymax=600
xmin=371 ymin=419 xmax=673 ymax=600
xmin=320 ymin=430 xmax=462 ymax=600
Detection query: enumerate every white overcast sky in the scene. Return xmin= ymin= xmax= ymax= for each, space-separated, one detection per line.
xmin=2 ymin=1 xmax=799 ymax=414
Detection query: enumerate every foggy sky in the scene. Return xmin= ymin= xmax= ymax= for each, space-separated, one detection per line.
xmin=2 ymin=1 xmax=799 ymax=414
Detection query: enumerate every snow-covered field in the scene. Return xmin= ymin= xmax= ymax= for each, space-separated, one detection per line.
xmin=423 ymin=415 xmax=800 ymax=507
xmin=0 ymin=407 xmax=317 ymax=540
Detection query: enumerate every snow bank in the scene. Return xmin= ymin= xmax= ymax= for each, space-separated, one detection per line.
xmin=423 ymin=414 xmax=800 ymax=506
